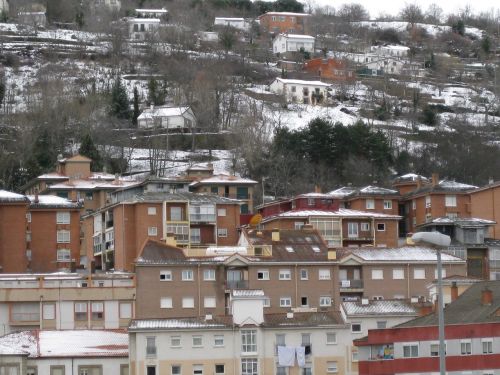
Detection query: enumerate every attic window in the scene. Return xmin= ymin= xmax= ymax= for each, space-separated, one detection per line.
xmin=254 ymin=247 xmax=263 ymax=256
xmin=285 ymin=246 xmax=294 ymax=253
xmin=312 ymin=246 xmax=320 ymax=253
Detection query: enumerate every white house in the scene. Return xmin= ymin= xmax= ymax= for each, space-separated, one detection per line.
xmin=137 ymin=105 xmax=196 ymax=130
xmin=371 ymin=44 xmax=409 ymax=58
xmin=214 ymin=17 xmax=249 ymax=31
xmin=127 ymin=17 xmax=161 ymax=40
xmin=364 ymin=57 xmax=406 ymax=75
xmin=0 ymin=329 xmax=129 ymax=375
xmin=269 ymin=77 xmax=331 ymax=104
xmin=273 ymin=33 xmax=315 ymax=54
xmin=135 ymin=8 xmax=168 ymax=19
xmin=129 ymin=289 xmax=352 ymax=375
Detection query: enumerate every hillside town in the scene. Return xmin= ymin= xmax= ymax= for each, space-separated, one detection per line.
xmin=0 ymin=0 xmax=500 ymax=375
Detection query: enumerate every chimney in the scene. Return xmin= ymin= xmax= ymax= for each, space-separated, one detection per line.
xmin=433 ymin=296 xmax=439 ymax=312
xmin=431 ymin=173 xmax=439 ymax=187
xmin=417 ymin=176 xmax=422 ymax=189
xmin=165 ymin=232 xmax=177 ymax=247
xmin=34 ymin=189 xmax=39 ymax=204
xmin=451 ymin=281 xmax=458 ymax=302
xmin=271 ymin=228 xmax=280 ymax=242
xmin=418 ymin=303 xmax=433 ymax=316
xmin=314 ymin=185 xmax=321 ymax=193
xmin=482 ymin=287 xmax=493 ymax=306
xmin=489 ymin=177 xmax=495 ymax=185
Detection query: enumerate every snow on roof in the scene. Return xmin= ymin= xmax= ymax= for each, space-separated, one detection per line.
xmin=37 ymin=173 xmax=69 ymax=180
xmin=274 ymin=78 xmax=331 ymax=87
xmin=277 ymin=33 xmax=315 ymax=40
xmin=27 ymin=195 xmax=80 ymax=208
xmin=206 ymin=247 xmax=247 ymax=256
xmin=261 ymin=12 xmax=310 ymax=16
xmin=215 ymin=17 xmax=245 ymax=21
xmin=187 ymin=163 xmax=214 ymax=171
xmin=394 ymin=173 xmax=429 ymax=182
xmin=136 ymin=8 xmax=168 ymax=13
xmin=128 ymin=17 xmax=161 ymax=23
xmin=374 ymin=44 xmax=410 ymax=51
xmin=423 ymin=217 xmax=496 ymax=227
xmin=130 ymin=319 xmax=229 ymax=330
xmin=0 ymin=330 xmax=128 ymax=358
xmin=359 ymin=185 xmax=399 ymax=195
xmin=273 ymin=208 xmax=401 ymax=219
xmin=137 ymin=106 xmax=190 ymax=120
xmin=232 ymin=289 xmax=265 ymax=298
xmin=48 ymin=179 xmax=138 ymax=191
xmin=89 ymin=172 xmax=116 ymax=181
xmin=0 ymin=190 xmax=27 ymax=202
xmin=342 ymin=300 xmax=418 ymax=316
xmin=191 ymin=173 xmax=257 ymax=185
xmin=438 ymin=179 xmax=477 ymax=190
xmin=297 ymin=192 xmax=334 ymax=198
xmin=348 ymin=247 xmax=465 ymax=263
xmin=328 ymin=187 xmax=357 ymax=198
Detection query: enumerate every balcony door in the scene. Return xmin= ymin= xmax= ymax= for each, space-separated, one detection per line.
xmin=227 ymin=269 xmax=244 ymax=289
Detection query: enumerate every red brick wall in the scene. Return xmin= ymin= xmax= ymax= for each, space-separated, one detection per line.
xmin=0 ymin=203 xmax=28 ymax=273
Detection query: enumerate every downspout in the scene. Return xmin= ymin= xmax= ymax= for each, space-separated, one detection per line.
xmin=197 ymin=264 xmax=201 ymax=316
xmin=407 ymin=263 xmax=410 ymax=298
xmin=39 ymin=296 xmax=43 ymax=330
xmin=295 ymin=264 xmax=298 ymax=307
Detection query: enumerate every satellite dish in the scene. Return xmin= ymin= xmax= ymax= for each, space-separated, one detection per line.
xmin=249 ymin=214 xmax=263 ymax=227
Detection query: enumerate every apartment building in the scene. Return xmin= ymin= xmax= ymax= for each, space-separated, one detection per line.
xmin=129 ymin=289 xmax=351 ymax=375
xmin=337 ymin=247 xmax=467 ymax=301
xmin=329 ymin=186 xmax=400 ymax=216
xmin=134 ymin=227 xmax=339 ymax=319
xmin=258 ymin=11 xmax=311 ymax=35
xmin=470 ymin=181 xmax=500 ymax=239
xmin=82 ymin=191 xmax=242 ymax=272
xmin=355 ymin=281 xmax=500 ymax=375
xmin=260 ymin=209 xmax=401 ymax=248
xmin=0 ymin=329 xmax=128 ymax=375
xmin=0 ymin=272 xmax=135 ymax=335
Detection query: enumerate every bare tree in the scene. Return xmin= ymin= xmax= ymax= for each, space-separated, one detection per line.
xmin=425 ymin=4 xmax=443 ymax=25
xmin=400 ymin=4 xmax=424 ymax=27
xmin=337 ymin=3 xmax=370 ymax=23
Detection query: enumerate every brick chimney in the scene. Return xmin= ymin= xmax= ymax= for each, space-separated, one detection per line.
xmin=314 ymin=185 xmax=321 ymax=193
xmin=451 ymin=281 xmax=458 ymax=302
xmin=271 ymin=228 xmax=280 ymax=242
xmin=34 ymin=189 xmax=39 ymax=204
xmin=431 ymin=173 xmax=439 ymax=187
xmin=416 ymin=176 xmax=422 ymax=189
xmin=482 ymin=287 xmax=493 ymax=306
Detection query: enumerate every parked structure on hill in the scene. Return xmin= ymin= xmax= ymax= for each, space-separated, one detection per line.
xmin=258 ymin=12 xmax=310 ymax=35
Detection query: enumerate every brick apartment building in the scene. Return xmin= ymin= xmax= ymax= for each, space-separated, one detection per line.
xmin=355 ymin=281 xmax=500 ymax=375
xmin=303 ymin=58 xmax=356 ymax=81
xmin=258 ymin=11 xmax=311 ymax=35
xmin=82 ymin=192 xmax=242 ymax=272
xmin=470 ymin=181 xmax=500 ymax=239
xmin=0 ymin=190 xmax=81 ymax=273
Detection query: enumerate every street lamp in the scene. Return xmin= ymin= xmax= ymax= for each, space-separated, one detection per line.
xmin=412 ymin=231 xmax=451 ymax=375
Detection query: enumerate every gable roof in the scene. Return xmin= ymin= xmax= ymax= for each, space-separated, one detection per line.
xmin=342 ymin=300 xmax=418 ymax=317
xmin=0 ymin=190 xmax=28 ymax=203
xmin=262 ymin=208 xmax=401 ymax=221
xmin=404 ymin=179 xmax=477 ymax=197
xmin=137 ymin=106 xmax=192 ymax=120
xmin=189 ymin=173 xmax=257 ymax=186
xmin=136 ymin=240 xmax=187 ymax=265
xmin=337 ymin=247 xmax=465 ymax=264
xmin=328 ymin=185 xmax=399 ymax=198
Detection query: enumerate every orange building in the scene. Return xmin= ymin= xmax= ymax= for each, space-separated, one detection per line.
xmin=303 ymin=58 xmax=355 ymax=81
xmin=470 ymin=182 xmax=500 ymax=239
xmin=258 ymin=11 xmax=311 ymax=35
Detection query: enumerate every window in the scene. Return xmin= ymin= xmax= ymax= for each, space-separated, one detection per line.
xmin=215 ymin=365 xmax=225 ymax=375
xmin=351 ymin=323 xmax=362 ymax=333
xmin=445 ymin=195 xmax=457 ymax=207
xmin=119 ymin=302 xmax=132 ymax=319
xmin=276 ymin=367 xmax=287 ymax=375
xmin=320 ymin=296 xmax=332 ymax=306
xmin=182 ymin=270 xmax=194 ymax=281
xmin=280 ymin=297 xmax=291 ymax=307
xmin=50 ymin=366 xmax=65 ymax=375
xmin=300 ymin=296 xmax=309 ymax=307
xmin=75 ymin=302 xmax=87 ymax=321
xmin=57 ymin=230 xmax=70 ymax=243
xmin=461 ymin=340 xmax=472 ymax=355
xmin=402 ymin=343 xmax=418 ymax=357
xmin=43 ymin=304 xmax=56 ymax=320
xmin=413 ymin=269 xmax=426 ymax=279
xmin=57 ymin=249 xmax=71 ymax=262
xmin=361 ymin=222 xmax=370 ymax=231
xmin=26 ymin=212 xmax=32 ymax=223
xmin=371 ymin=269 xmax=383 ymax=280
xmin=482 ymin=339 xmax=493 ymax=354
xmin=383 ymin=200 xmax=392 ymax=209
xmin=204 ymin=297 xmax=216 ymax=308
xmin=171 ymin=365 xmax=181 ymax=375
xmin=425 ymin=195 xmax=431 ymax=208
xmin=217 ymin=228 xmax=228 ymax=237
xmin=279 ymin=269 xmax=291 ymax=280
xmin=193 ymin=365 xmax=203 ymax=375
xmin=91 ymin=302 xmax=104 ymax=320
xmin=347 ymin=222 xmax=359 ymax=238
xmin=297 ymin=269 xmax=308 ymax=280
xmin=241 ymin=330 xmax=257 ymax=353
xmin=295 ymin=221 xmax=304 ymax=230
xmin=327 ymin=361 xmax=338 ymax=373
xmin=263 ymin=297 xmax=271 ymax=307
xmin=148 ymin=207 xmax=157 ymax=215
xmin=148 ymin=227 xmax=158 ymax=236
xmin=308 ymin=198 xmax=315 ymax=206
xmin=319 ymin=269 xmax=331 ymax=280
xmin=161 ymin=297 xmax=173 ymax=309
xmin=326 ymin=332 xmax=337 ymax=344
xmin=376 ymin=321 xmax=387 ymax=329
xmin=217 ymin=208 xmax=226 ymax=217
xmin=146 ymin=337 xmax=157 ymax=356
xmin=376 ymin=223 xmax=386 ymax=231
xmin=276 ymin=333 xmax=286 ymax=346
xmin=214 ymin=335 xmax=224 ymax=347
xmin=78 ymin=366 xmax=102 ymax=375
xmin=160 ymin=270 xmax=172 ymax=281
xmin=56 ymin=212 xmax=70 ymax=224
xmin=170 ymin=207 xmax=183 ymax=221
xmin=192 ymin=336 xmax=203 ymax=347
xmin=257 ymin=269 xmax=269 ymax=280
xmin=27 ymin=367 xmax=37 ymax=375
xmin=392 ymin=269 xmax=404 ymax=279
xmin=241 ymin=358 xmax=258 ymax=375
xmin=190 ymin=228 xmax=201 ymax=244
xmin=434 ymin=268 xmax=447 ymax=279
xmin=171 ymin=336 xmax=181 ymax=348
xmin=204 ymin=269 xmax=216 ymax=281
xmin=352 ymin=350 xmax=359 ymax=362
xmin=182 ymin=297 xmax=194 ymax=308
xmin=412 ymin=200 xmax=416 ymax=210
xmin=366 ymin=199 xmax=375 ymax=209
xmin=146 ymin=367 xmax=156 ymax=375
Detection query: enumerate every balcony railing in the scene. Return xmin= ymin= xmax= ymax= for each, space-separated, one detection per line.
xmin=225 ymin=280 xmax=249 ymax=289
xmin=189 ymin=214 xmax=216 ymax=223
xmin=339 ymin=279 xmax=364 ymax=289
xmin=11 ymin=313 xmax=40 ymax=322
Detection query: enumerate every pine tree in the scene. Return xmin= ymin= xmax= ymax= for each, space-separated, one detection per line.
xmin=110 ymin=77 xmax=131 ymax=119
xmin=79 ymin=133 xmax=103 ymax=171
xmin=132 ymin=87 xmax=140 ymax=126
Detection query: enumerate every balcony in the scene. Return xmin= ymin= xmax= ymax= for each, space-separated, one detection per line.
xmin=339 ymin=279 xmax=364 ymax=289
xmin=225 ymin=280 xmax=249 ymax=290
xmin=189 ymin=214 xmax=216 ymax=223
